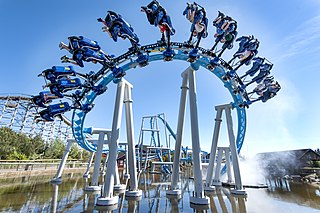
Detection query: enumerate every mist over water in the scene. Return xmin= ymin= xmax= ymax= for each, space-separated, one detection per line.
xmin=240 ymin=157 xmax=266 ymax=185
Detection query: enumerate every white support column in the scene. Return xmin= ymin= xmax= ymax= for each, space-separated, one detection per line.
xmin=124 ymin=81 xmax=142 ymax=198
xmin=51 ymin=139 xmax=73 ymax=183
xmin=50 ymin=183 xmax=59 ymax=213
xmin=85 ymin=131 xmax=106 ymax=191
xmin=205 ymin=107 xmax=223 ymax=191
xmin=167 ymin=67 xmax=190 ymax=197
xmin=113 ymin=162 xmax=126 ymax=194
xmin=83 ymin=152 xmax=94 ymax=178
xmin=224 ymin=106 xmax=246 ymax=195
xmin=206 ymin=104 xmax=246 ymax=195
xmin=97 ymin=80 xmax=125 ymax=206
xmin=188 ymin=68 xmax=210 ymax=206
xmin=212 ymin=147 xmax=223 ymax=186
xmin=224 ymin=148 xmax=233 ymax=184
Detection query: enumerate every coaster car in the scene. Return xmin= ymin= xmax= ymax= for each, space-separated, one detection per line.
xmin=228 ymin=37 xmax=259 ymax=70
xmin=240 ymin=76 xmax=281 ymax=107
xmin=252 ymin=77 xmax=281 ymax=103
xmin=39 ymin=102 xmax=71 ymax=122
xmin=49 ymin=78 xmax=82 ymax=98
xmin=241 ymin=57 xmax=265 ymax=79
xmin=98 ymin=11 xmax=139 ymax=46
xmin=60 ymin=36 xmax=101 ymax=52
xmin=60 ymin=36 xmax=109 ymax=67
xmin=61 ymin=47 xmax=108 ymax=67
xmin=32 ymin=91 xmax=58 ymax=108
xmin=250 ymin=63 xmax=273 ymax=84
xmin=210 ymin=12 xmax=238 ymax=57
xmin=183 ymin=2 xmax=208 ymax=48
xmin=141 ymin=0 xmax=175 ymax=47
xmin=39 ymin=66 xmax=76 ymax=83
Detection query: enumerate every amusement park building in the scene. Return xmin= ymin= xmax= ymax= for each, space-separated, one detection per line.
xmin=256 ymin=149 xmax=320 ymax=177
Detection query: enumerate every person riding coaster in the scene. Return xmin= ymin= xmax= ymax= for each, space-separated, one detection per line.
xmin=38 ymin=102 xmax=71 ymax=122
xmin=245 ymin=76 xmax=281 ymax=105
xmin=240 ymin=56 xmax=265 ymax=79
xmin=59 ymin=36 xmax=111 ymax=67
xmin=49 ymin=78 xmax=82 ymax=98
xmin=39 ymin=66 xmax=98 ymax=92
xmin=37 ymin=100 xmax=95 ymax=122
xmin=228 ymin=37 xmax=259 ymax=71
xmin=183 ymin=2 xmax=208 ymax=62
xmin=183 ymin=2 xmax=208 ymax=47
xmin=243 ymin=61 xmax=273 ymax=87
xmin=233 ymin=35 xmax=254 ymax=55
xmin=32 ymin=91 xmax=58 ymax=108
xmin=98 ymin=11 xmax=149 ymax=67
xmin=210 ymin=12 xmax=238 ymax=57
xmin=39 ymin=66 xmax=77 ymax=84
xmin=141 ymin=0 xmax=176 ymax=61
xmin=98 ymin=11 xmax=140 ymax=48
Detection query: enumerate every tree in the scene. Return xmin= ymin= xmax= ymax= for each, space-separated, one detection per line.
xmin=44 ymin=138 xmax=66 ymax=159
xmin=0 ymin=127 xmax=91 ymax=160
xmin=69 ymin=144 xmax=81 ymax=159
xmin=0 ymin=127 xmax=18 ymax=159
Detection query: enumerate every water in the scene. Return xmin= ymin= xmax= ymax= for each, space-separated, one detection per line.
xmin=0 ymin=171 xmax=319 ymax=213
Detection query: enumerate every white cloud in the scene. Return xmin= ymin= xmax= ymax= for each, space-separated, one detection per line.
xmin=276 ymin=15 xmax=320 ymax=62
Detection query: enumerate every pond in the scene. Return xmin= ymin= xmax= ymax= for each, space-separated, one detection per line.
xmin=0 ymin=169 xmax=319 ymax=212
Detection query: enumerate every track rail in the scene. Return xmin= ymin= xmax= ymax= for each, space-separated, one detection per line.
xmin=71 ymin=43 xmax=246 ymax=154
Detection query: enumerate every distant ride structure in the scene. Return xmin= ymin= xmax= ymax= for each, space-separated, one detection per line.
xmin=0 ymin=94 xmax=71 ymax=142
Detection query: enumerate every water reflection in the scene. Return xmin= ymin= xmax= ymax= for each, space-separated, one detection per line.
xmin=0 ymin=174 xmax=84 ymax=212
xmin=266 ymin=178 xmax=320 ymax=209
xmin=0 ymin=173 xmax=319 ymax=212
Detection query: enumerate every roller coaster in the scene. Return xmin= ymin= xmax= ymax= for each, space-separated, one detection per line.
xmin=30 ymin=0 xmax=281 ymax=205
xmin=0 ymin=94 xmax=71 ymax=142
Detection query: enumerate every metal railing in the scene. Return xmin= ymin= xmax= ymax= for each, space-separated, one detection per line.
xmin=0 ymin=159 xmax=87 ymax=171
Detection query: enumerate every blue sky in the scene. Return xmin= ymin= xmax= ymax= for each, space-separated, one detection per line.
xmin=0 ymin=0 xmax=319 ymax=156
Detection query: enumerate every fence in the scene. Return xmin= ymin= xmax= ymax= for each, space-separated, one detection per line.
xmin=0 ymin=159 xmax=87 ymax=172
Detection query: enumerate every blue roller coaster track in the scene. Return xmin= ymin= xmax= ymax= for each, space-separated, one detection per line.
xmin=70 ymin=42 xmax=247 ymax=156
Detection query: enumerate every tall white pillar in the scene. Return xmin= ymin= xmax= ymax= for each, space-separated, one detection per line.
xmin=188 ymin=68 xmax=209 ymax=205
xmin=205 ymin=107 xmax=223 ymax=190
xmin=50 ymin=183 xmax=59 ymax=213
xmin=212 ymin=147 xmax=223 ymax=186
xmin=166 ymin=67 xmax=191 ymax=196
xmin=225 ymin=106 xmax=246 ymax=195
xmin=124 ymin=81 xmax=142 ymax=198
xmin=97 ymin=80 xmax=125 ymax=206
xmin=224 ymin=148 xmax=233 ymax=184
xmin=85 ymin=131 xmax=106 ymax=191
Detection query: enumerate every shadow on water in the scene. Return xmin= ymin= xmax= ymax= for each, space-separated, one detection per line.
xmin=0 ymin=170 xmax=320 ymax=212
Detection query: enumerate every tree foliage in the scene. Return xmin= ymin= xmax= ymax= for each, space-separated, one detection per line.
xmin=0 ymin=127 xmax=88 ymax=160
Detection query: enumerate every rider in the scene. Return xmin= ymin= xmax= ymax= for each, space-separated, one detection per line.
xmin=249 ymin=62 xmax=273 ymax=85
xmin=229 ymin=37 xmax=259 ymax=70
xmin=32 ymin=91 xmax=58 ymax=108
xmin=183 ymin=2 xmax=208 ymax=48
xmin=141 ymin=0 xmax=175 ymax=48
xmin=241 ymin=57 xmax=265 ymax=79
xmin=210 ymin=12 xmax=238 ymax=57
xmin=98 ymin=11 xmax=140 ymax=49
xmin=60 ymin=36 xmax=110 ymax=67
xmin=253 ymin=78 xmax=281 ymax=102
